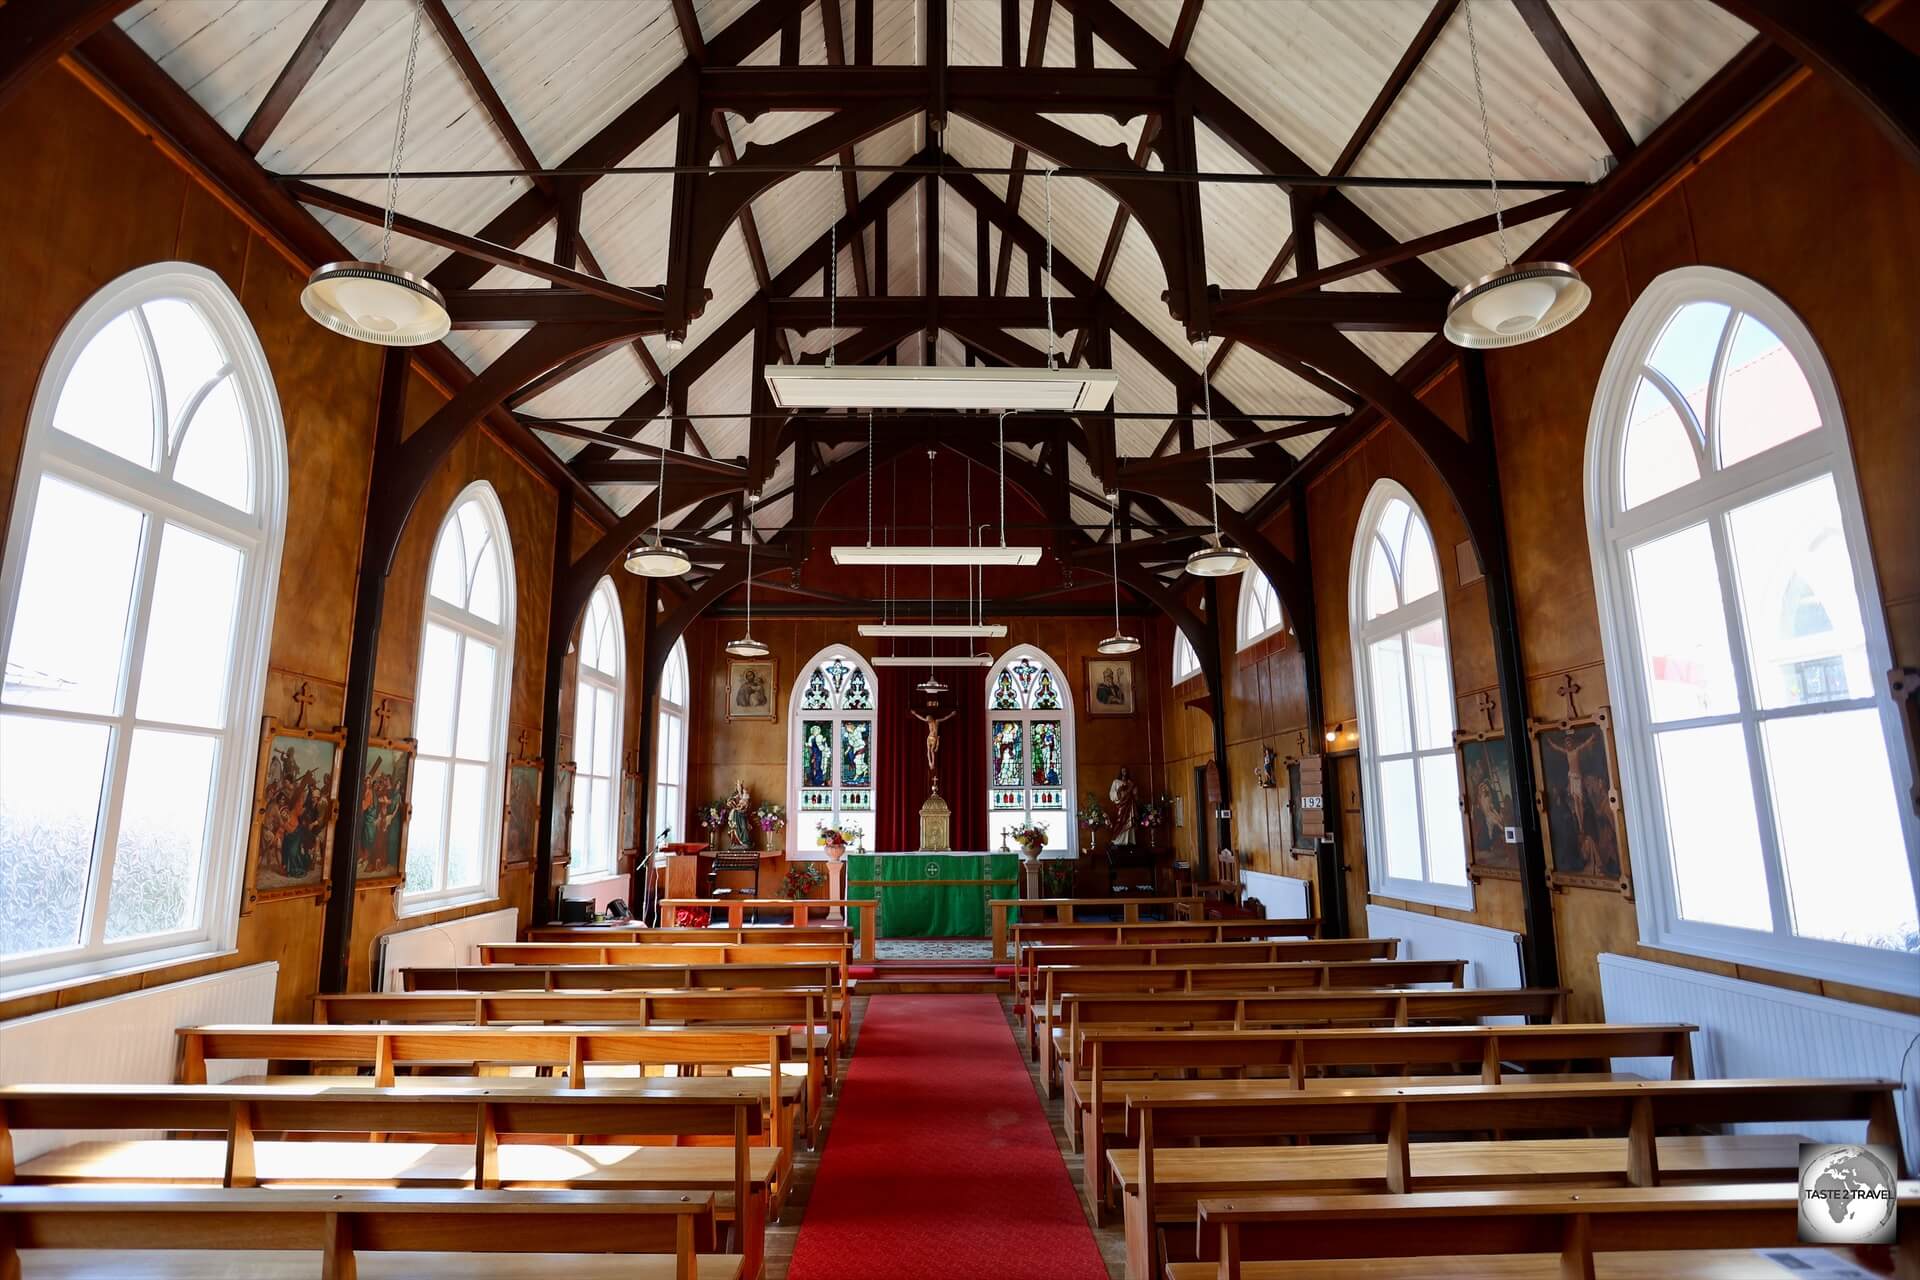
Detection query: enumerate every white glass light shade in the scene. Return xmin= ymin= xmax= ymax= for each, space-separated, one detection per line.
xmin=623 ymin=542 xmax=692 ymax=578
xmin=301 ymin=262 xmax=450 ymax=347
xmin=830 ymin=544 xmax=1043 ymax=566
xmin=1444 ymin=263 xmax=1591 ymax=349
xmin=1097 ymin=633 xmax=1142 ymax=655
xmin=1185 ymin=542 xmax=1251 ymax=578
xmin=724 ymin=635 xmax=770 ymax=658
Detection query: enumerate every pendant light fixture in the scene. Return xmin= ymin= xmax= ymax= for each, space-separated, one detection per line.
xmin=915 ymin=452 xmax=950 ymax=695
xmin=301 ymin=0 xmax=450 ymax=347
xmin=1098 ymin=491 xmax=1141 ymax=655
xmin=1443 ymin=0 xmax=1589 ymax=349
xmin=624 ymin=356 xmax=693 ymax=577
xmin=724 ymin=497 xmax=770 ymax=658
xmin=1185 ymin=344 xmax=1252 ymax=578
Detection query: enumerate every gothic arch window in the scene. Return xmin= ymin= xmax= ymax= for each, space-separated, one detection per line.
xmin=1171 ymin=630 xmax=1201 ymax=684
xmin=0 ymin=263 xmax=287 ymax=990
xmin=788 ymin=649 xmax=877 ymax=851
xmin=654 ymin=638 xmax=689 ymax=847
xmin=406 ymin=483 xmax=515 ymax=911
xmin=987 ymin=647 xmax=1077 ymax=854
xmin=1586 ymin=266 xmax=1917 ymax=991
xmin=1237 ymin=568 xmax=1285 ymax=649
xmin=1349 ymin=480 xmax=1470 ymax=909
xmin=570 ymin=579 xmax=625 ymax=881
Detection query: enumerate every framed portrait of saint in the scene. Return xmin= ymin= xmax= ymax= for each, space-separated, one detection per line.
xmin=727 ymin=658 xmax=777 ymax=722
xmin=1084 ymin=657 xmax=1136 ymax=717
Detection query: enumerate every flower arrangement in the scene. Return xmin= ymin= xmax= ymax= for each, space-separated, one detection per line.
xmin=697 ymin=800 xmax=730 ymax=832
xmin=1138 ymin=794 xmax=1171 ymax=829
xmin=1008 ymin=822 xmax=1050 ymax=851
xmin=754 ymin=802 xmax=787 ymax=833
xmin=1078 ymin=796 xmax=1110 ymax=829
xmin=815 ymin=821 xmax=863 ymax=848
xmin=782 ymin=861 xmax=825 ymax=899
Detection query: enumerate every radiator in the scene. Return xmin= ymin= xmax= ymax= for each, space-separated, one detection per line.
xmin=1365 ymin=904 xmax=1525 ymax=993
xmin=1240 ymin=870 xmax=1311 ymax=920
xmin=374 ymin=906 xmax=518 ymax=992
xmin=1599 ymin=952 xmax=1919 ymax=1165
xmin=0 ymin=961 xmax=278 ymax=1161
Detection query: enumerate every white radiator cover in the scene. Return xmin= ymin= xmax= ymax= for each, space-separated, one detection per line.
xmin=375 ymin=906 xmax=518 ymax=992
xmin=1240 ymin=870 xmax=1311 ymax=920
xmin=1599 ymin=952 xmax=1919 ymax=1165
xmin=1365 ymin=904 xmax=1525 ymax=993
xmin=0 ymin=961 xmax=278 ymax=1160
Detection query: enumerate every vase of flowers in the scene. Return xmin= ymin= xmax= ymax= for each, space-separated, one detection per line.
xmin=697 ymin=800 xmax=729 ymax=844
xmin=1078 ymin=795 xmax=1109 ymax=854
xmin=755 ymin=802 xmax=786 ymax=852
xmin=1138 ymin=794 xmax=1171 ymax=835
xmin=782 ymin=861 xmax=825 ymax=900
xmin=815 ymin=821 xmax=861 ymax=863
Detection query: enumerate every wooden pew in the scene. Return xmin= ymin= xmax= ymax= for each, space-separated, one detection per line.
xmin=1013 ymin=937 xmax=1396 ymax=1016
xmin=1000 ymin=917 xmax=1319 ymax=961
xmin=658 ymin=899 xmax=874 ymax=960
xmin=0 ymin=1185 xmax=733 ymax=1280
xmin=0 ymin=1083 xmax=766 ymax=1277
xmin=1036 ymin=959 xmax=1471 ymax=1091
xmin=528 ymin=925 xmax=853 ymax=947
xmin=1176 ymin=1182 xmax=1920 ymax=1280
xmin=1115 ymin=1077 xmax=1905 ymax=1280
xmin=1070 ymin=1022 xmax=1697 ymax=1219
xmin=311 ymin=991 xmax=831 ymax=1133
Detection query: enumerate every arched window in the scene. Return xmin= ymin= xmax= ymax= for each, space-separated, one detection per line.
xmin=988 ymin=647 xmax=1077 ymax=854
xmin=1587 ymin=267 xmax=1917 ymax=990
xmin=570 ymin=579 xmax=625 ymax=881
xmin=0 ymin=264 xmax=286 ymax=989
xmin=654 ymin=638 xmax=689 ymax=847
xmin=1350 ymin=481 xmax=1469 ymax=908
xmin=406 ymin=483 xmax=514 ymax=910
xmin=1237 ymin=567 xmax=1285 ymax=649
xmin=1171 ymin=630 xmax=1201 ymax=684
xmin=789 ymin=649 xmax=877 ymax=851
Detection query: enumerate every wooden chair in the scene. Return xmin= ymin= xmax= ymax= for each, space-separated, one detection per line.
xmin=1176 ymin=1182 xmax=1920 ymax=1280
xmin=0 ymin=1185 xmax=733 ymax=1280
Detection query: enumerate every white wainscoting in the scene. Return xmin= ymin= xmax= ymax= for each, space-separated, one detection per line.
xmin=0 ymin=962 xmax=278 ymax=1161
xmin=1599 ymin=952 xmax=1920 ymax=1164
xmin=1364 ymin=904 xmax=1525 ymax=997
xmin=375 ymin=906 xmax=518 ymax=992
xmin=1241 ymin=870 xmax=1311 ymax=920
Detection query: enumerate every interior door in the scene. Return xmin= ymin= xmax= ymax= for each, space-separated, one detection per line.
xmin=1191 ymin=764 xmax=1212 ymax=873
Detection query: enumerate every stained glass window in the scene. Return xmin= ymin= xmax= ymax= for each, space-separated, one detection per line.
xmin=800 ymin=721 xmax=832 ymax=787
xmin=840 ymin=721 xmax=872 ymax=787
xmin=789 ymin=650 xmax=880 ymax=841
xmin=991 ymin=669 xmax=1019 ymax=710
xmin=991 ymin=721 xmax=1023 ymax=786
xmin=983 ymin=648 xmax=1075 ymax=854
xmin=1032 ymin=670 xmax=1061 ymax=710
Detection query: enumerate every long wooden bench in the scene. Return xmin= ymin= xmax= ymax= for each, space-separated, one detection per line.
xmin=1013 ymin=937 xmax=1396 ymax=1015
xmin=1000 ymin=917 xmax=1319 ymax=961
xmin=658 ymin=899 xmax=875 ymax=960
xmin=0 ymin=1084 xmax=767 ymax=1277
xmin=527 ymin=925 xmax=853 ymax=947
xmin=0 ymin=1185 xmax=736 ymax=1280
xmin=1114 ymin=1077 xmax=1904 ymax=1280
xmin=311 ymin=991 xmax=833 ymax=1130
xmin=1070 ymin=1022 xmax=1698 ymax=1219
xmin=1174 ymin=1182 xmax=1920 ymax=1280
xmin=1036 ymin=959 xmax=1470 ymax=1090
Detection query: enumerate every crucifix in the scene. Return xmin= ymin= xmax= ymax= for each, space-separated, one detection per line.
xmin=1475 ymin=690 xmax=1498 ymax=733
xmin=516 ymin=727 xmax=533 ymax=758
xmin=372 ymin=697 xmax=395 ymax=739
xmin=1555 ymin=675 xmax=1583 ymax=720
xmin=910 ymin=706 xmax=956 ymax=793
xmin=290 ymin=681 xmax=315 ymax=729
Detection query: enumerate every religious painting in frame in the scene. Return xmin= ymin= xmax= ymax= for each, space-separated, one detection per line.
xmin=1453 ymin=727 xmax=1520 ymax=882
xmin=244 ymin=718 xmax=344 ymax=908
xmin=352 ymin=736 xmax=414 ymax=888
xmin=1529 ymin=706 xmax=1632 ymax=897
xmin=619 ymin=751 xmax=641 ymax=858
xmin=552 ymin=762 xmax=577 ymax=866
xmin=1084 ymin=656 xmax=1136 ymax=717
xmin=727 ymin=658 xmax=777 ymax=722
xmin=502 ymin=755 xmax=542 ymax=867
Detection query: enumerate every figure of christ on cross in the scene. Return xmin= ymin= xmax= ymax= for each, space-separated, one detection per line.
xmin=909 ymin=706 xmax=956 ymax=794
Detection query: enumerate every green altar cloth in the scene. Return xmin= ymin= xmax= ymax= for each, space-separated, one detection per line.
xmin=846 ymin=853 xmax=1021 ymax=938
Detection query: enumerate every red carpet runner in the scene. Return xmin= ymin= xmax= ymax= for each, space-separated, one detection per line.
xmin=786 ymin=994 xmax=1110 ymax=1280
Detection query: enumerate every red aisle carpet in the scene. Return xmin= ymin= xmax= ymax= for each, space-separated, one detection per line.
xmin=786 ymin=994 xmax=1110 ymax=1280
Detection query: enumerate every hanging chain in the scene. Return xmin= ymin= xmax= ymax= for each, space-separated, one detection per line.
xmin=828 ymin=174 xmax=839 ymax=367
xmin=1110 ymin=490 xmax=1123 ymax=633
xmin=1043 ymin=167 xmax=1058 ymax=368
xmin=997 ymin=412 xmax=1009 ymax=546
xmin=1201 ymin=344 xmax=1223 ymax=536
xmin=865 ymin=411 xmax=874 ymax=546
xmin=927 ymin=451 xmax=936 ymax=625
xmin=965 ymin=458 xmax=975 ymax=626
xmin=1463 ymin=0 xmax=1512 ymax=269
xmin=654 ymin=358 xmax=673 ymax=542
xmin=380 ymin=0 xmax=426 ymax=267
xmin=743 ymin=494 xmax=756 ymax=633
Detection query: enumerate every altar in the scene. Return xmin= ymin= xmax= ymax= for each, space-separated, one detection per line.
xmin=846 ymin=852 xmax=1022 ymax=938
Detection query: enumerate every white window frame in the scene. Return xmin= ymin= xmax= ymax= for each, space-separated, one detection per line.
xmin=570 ymin=578 xmax=625 ymax=882
xmin=1585 ymin=266 xmax=1920 ymax=995
xmin=787 ymin=647 xmax=879 ymax=859
xmin=401 ymin=482 xmax=515 ymax=915
xmin=653 ymin=638 xmax=688 ymax=849
xmin=1349 ymin=479 xmax=1472 ymax=911
xmin=1236 ymin=567 xmax=1286 ymax=649
xmin=1171 ymin=629 xmax=1201 ymax=684
xmin=0 ymin=263 xmax=287 ymax=994
xmin=986 ymin=645 xmax=1079 ymax=855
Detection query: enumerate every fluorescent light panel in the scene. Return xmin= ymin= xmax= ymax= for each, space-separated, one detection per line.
xmin=831 ymin=544 xmax=1042 ymax=566
xmin=871 ymin=655 xmax=994 ymax=667
xmin=856 ymin=623 xmax=1008 ymax=638
xmin=764 ymin=364 xmax=1119 ymax=412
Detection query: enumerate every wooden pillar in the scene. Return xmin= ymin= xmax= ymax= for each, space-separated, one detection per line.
xmin=533 ymin=485 xmax=576 ymax=926
xmin=1291 ymin=482 xmax=1349 ymax=938
xmin=1461 ymin=351 xmax=1559 ymax=989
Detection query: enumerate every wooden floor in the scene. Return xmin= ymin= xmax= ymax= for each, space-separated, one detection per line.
xmin=761 ymin=996 xmax=1125 ymax=1280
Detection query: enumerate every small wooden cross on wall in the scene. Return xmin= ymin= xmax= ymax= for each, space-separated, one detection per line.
xmin=371 ymin=698 xmax=395 ymax=739
xmin=1474 ymin=690 xmax=1497 ymax=732
xmin=516 ymin=727 xmax=533 ymax=758
xmin=290 ymin=681 xmax=315 ymax=729
xmin=1555 ymin=675 xmax=1583 ymax=720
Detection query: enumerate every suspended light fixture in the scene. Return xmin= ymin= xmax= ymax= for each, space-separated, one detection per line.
xmin=1098 ymin=491 xmax=1141 ymax=655
xmin=1443 ymin=0 xmax=1589 ymax=350
xmin=300 ymin=1 xmax=450 ymax=347
xmin=724 ymin=498 xmax=770 ymax=658
xmin=624 ymin=356 xmax=693 ymax=578
xmin=1185 ymin=342 xmax=1252 ymax=578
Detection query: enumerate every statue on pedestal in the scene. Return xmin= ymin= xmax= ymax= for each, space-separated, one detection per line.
xmin=1108 ymin=767 xmax=1139 ymax=846
xmin=724 ymin=779 xmax=753 ymax=851
xmin=911 ymin=705 xmax=956 ymax=851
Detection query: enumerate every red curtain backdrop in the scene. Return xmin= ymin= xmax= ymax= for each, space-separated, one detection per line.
xmin=876 ymin=666 xmax=987 ymax=852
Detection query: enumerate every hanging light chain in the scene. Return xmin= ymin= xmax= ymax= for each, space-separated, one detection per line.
xmin=828 ymin=174 xmax=839 ymax=368
xmin=1043 ymin=167 xmax=1058 ymax=369
xmin=654 ymin=357 xmax=673 ymax=544
xmin=865 ymin=411 xmax=874 ymax=546
xmin=1110 ymin=491 xmax=1123 ymax=634
xmin=743 ymin=495 xmax=756 ymax=634
xmin=1462 ymin=0 xmax=1512 ymax=269
xmin=1201 ymin=346 xmax=1224 ymax=536
xmin=997 ymin=412 xmax=1009 ymax=546
xmin=380 ymin=0 xmax=427 ymax=267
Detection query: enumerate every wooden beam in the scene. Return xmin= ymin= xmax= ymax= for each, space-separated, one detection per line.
xmin=237 ymin=0 xmax=365 ymax=153
xmin=423 ymin=0 xmax=552 ymax=185
xmin=1513 ymin=0 xmax=1635 ymax=159
xmin=818 ymin=0 xmax=872 ymax=297
xmin=994 ymin=0 xmax=1054 ymax=296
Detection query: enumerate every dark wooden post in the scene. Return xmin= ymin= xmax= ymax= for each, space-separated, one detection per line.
xmin=1290 ymin=482 xmax=1349 ymax=938
xmin=532 ymin=485 xmax=576 ymax=925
